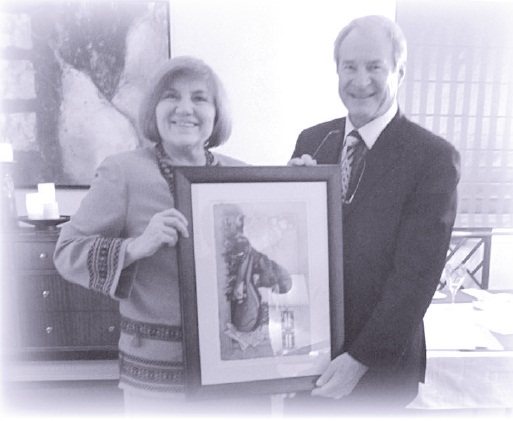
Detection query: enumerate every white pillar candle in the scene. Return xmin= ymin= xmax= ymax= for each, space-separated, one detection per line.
xmin=26 ymin=192 xmax=44 ymax=219
xmin=37 ymin=183 xmax=56 ymax=204
xmin=0 ymin=143 xmax=13 ymax=162
xmin=43 ymin=202 xmax=60 ymax=219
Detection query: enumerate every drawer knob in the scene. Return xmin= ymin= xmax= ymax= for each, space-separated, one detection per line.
xmin=45 ymin=326 xmax=53 ymax=334
xmin=108 ymin=325 xmax=116 ymax=333
xmin=39 ymin=252 xmax=48 ymax=260
xmin=42 ymin=290 xmax=50 ymax=298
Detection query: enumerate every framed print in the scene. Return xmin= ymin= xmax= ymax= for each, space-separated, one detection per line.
xmin=174 ymin=166 xmax=344 ymax=399
xmin=1 ymin=0 xmax=170 ymax=187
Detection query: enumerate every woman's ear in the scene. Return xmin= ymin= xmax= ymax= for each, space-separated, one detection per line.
xmin=235 ymin=215 xmax=244 ymax=231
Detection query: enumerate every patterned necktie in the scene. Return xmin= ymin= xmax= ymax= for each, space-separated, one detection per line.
xmin=340 ymin=130 xmax=365 ymax=201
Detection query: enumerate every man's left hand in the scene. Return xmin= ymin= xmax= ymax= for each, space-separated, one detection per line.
xmin=311 ymin=352 xmax=368 ymax=399
xmin=287 ymin=154 xmax=317 ymax=166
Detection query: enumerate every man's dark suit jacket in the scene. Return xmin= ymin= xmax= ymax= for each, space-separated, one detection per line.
xmin=291 ymin=111 xmax=460 ymax=405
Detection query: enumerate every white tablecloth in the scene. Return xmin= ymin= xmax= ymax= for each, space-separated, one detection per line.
xmin=409 ymin=350 xmax=513 ymax=409
xmin=409 ymin=297 xmax=513 ymax=409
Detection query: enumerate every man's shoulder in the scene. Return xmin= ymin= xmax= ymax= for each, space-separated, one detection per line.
xmin=300 ymin=117 xmax=345 ymax=137
xmin=395 ymin=115 xmax=439 ymax=138
xmin=393 ymin=114 xmax=456 ymax=154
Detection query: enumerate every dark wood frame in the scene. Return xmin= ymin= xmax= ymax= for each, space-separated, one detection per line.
xmin=173 ymin=165 xmax=344 ymax=399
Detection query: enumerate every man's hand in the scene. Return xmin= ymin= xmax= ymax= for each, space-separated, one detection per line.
xmin=287 ymin=154 xmax=317 ymax=166
xmin=311 ymin=352 xmax=368 ymax=399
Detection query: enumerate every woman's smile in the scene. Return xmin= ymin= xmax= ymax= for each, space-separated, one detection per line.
xmin=155 ymin=75 xmax=216 ymax=155
xmin=171 ymin=119 xmax=198 ymax=128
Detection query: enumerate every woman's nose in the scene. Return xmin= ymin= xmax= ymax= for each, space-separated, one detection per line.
xmin=176 ymin=98 xmax=193 ymax=114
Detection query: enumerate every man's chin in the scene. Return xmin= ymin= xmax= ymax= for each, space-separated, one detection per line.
xmin=346 ymin=100 xmax=375 ymax=115
xmin=347 ymin=109 xmax=375 ymax=127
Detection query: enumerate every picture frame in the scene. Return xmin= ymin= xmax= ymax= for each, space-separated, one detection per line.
xmin=2 ymin=0 xmax=170 ymax=187
xmin=174 ymin=165 xmax=344 ymax=399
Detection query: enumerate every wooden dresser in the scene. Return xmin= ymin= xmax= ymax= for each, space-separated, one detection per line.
xmin=1 ymin=227 xmax=120 ymax=363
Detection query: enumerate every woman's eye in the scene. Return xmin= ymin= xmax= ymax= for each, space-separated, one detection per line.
xmin=162 ymin=91 xmax=179 ymax=100
xmin=193 ymin=94 xmax=210 ymax=102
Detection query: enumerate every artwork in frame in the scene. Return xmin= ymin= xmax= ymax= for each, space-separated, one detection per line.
xmin=174 ymin=166 xmax=345 ymax=399
xmin=1 ymin=0 xmax=170 ymax=187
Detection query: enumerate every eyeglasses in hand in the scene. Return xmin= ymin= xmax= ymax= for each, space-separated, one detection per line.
xmin=312 ymin=130 xmax=367 ymax=204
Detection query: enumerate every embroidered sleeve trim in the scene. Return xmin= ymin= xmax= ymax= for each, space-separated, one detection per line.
xmin=87 ymin=237 xmax=122 ymax=295
xmin=120 ymin=351 xmax=184 ymax=388
xmin=119 ymin=377 xmax=185 ymax=394
xmin=121 ymin=316 xmax=183 ymax=342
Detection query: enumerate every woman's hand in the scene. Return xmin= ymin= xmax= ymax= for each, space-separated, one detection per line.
xmin=287 ymin=154 xmax=317 ymax=166
xmin=125 ymin=208 xmax=189 ymax=266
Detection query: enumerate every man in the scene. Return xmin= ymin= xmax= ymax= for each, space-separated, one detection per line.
xmin=287 ymin=15 xmax=460 ymax=414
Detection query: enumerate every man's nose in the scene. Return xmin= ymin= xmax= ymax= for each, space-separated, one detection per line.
xmin=353 ymin=68 xmax=371 ymax=86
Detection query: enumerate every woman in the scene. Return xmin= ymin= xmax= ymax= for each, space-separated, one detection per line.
xmin=54 ymin=56 xmax=264 ymax=415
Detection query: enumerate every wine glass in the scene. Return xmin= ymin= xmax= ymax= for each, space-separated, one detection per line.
xmin=445 ymin=263 xmax=467 ymax=304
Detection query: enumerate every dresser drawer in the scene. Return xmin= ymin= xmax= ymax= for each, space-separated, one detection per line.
xmin=4 ymin=228 xmax=120 ymax=360
xmin=14 ymin=241 xmax=56 ymax=270
xmin=18 ymin=311 xmax=120 ymax=348
xmin=17 ymin=274 xmax=119 ymax=313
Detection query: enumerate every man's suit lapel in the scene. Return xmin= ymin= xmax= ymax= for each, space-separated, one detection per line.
xmin=313 ymin=120 xmax=345 ymax=164
xmin=343 ymin=114 xmax=409 ymax=216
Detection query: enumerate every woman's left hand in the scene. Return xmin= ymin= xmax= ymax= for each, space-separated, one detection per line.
xmin=124 ymin=208 xmax=189 ymax=266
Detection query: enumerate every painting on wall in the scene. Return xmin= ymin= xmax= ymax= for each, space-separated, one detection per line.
xmin=1 ymin=0 xmax=170 ymax=186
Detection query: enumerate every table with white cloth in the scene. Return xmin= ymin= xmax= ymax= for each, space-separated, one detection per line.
xmin=408 ymin=288 xmax=513 ymax=410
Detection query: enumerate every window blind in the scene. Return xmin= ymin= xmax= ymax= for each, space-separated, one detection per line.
xmin=397 ymin=0 xmax=513 ymax=228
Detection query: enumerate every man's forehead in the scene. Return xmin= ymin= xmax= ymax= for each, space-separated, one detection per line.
xmin=338 ymin=28 xmax=394 ymax=62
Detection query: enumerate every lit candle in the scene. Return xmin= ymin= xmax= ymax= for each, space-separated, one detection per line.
xmin=0 ymin=143 xmax=14 ymax=162
xmin=43 ymin=202 xmax=60 ymax=219
xmin=26 ymin=192 xmax=44 ymax=219
xmin=37 ymin=183 xmax=56 ymax=204
xmin=37 ymin=183 xmax=60 ymax=219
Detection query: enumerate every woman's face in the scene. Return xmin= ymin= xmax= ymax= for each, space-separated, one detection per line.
xmin=155 ymin=75 xmax=216 ymax=152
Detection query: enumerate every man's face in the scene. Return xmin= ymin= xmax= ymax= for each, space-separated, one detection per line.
xmin=336 ymin=27 xmax=404 ymax=128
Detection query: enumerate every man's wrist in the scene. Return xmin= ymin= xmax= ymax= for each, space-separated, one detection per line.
xmin=346 ymin=352 xmax=369 ymax=375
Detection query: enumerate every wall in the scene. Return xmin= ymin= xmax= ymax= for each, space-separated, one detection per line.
xmin=13 ymin=0 xmax=511 ymax=289
xmin=16 ymin=0 xmax=397 ymax=214
xmin=169 ymin=0 xmax=396 ymax=165
xmin=489 ymin=232 xmax=513 ymax=290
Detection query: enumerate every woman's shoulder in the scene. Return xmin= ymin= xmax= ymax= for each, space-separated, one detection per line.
xmin=96 ymin=146 xmax=159 ymax=183
xmin=101 ymin=145 xmax=155 ymax=167
xmin=212 ymin=151 xmax=247 ymax=166
xmin=104 ymin=147 xmax=246 ymax=168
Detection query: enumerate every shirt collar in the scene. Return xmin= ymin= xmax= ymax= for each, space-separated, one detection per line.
xmin=345 ymin=102 xmax=398 ymax=150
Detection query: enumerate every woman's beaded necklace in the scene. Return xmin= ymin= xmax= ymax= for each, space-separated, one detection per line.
xmin=155 ymin=142 xmax=215 ymax=196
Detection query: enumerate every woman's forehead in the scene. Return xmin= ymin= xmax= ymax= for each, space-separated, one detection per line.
xmin=166 ymin=72 xmax=215 ymax=93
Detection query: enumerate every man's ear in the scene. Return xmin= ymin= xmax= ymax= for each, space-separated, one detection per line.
xmin=398 ymin=64 xmax=406 ymax=86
